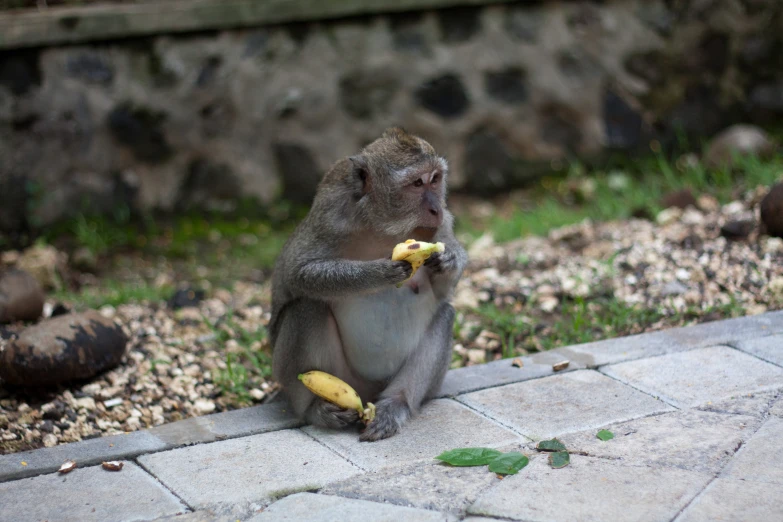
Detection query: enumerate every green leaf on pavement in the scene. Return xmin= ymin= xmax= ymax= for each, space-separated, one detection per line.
xmin=537 ymin=439 xmax=567 ymax=452
xmin=597 ymin=429 xmax=614 ymax=441
xmin=549 ymin=451 xmax=570 ymax=469
xmin=488 ymin=452 xmax=530 ymax=475
xmin=435 ymin=448 xmax=503 ymax=467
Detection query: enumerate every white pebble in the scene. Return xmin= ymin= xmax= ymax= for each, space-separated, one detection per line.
xmin=42 ymin=434 xmax=58 ymax=448
xmin=194 ymin=399 xmax=216 ymax=414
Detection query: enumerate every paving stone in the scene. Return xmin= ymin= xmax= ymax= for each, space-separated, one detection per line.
xmin=138 ymin=429 xmax=361 ymax=510
xmin=321 ymin=459 xmax=501 ymax=515
xmin=0 ymin=430 xmax=167 ymax=483
xmin=771 ymin=395 xmax=783 ymax=418
xmin=697 ymin=390 xmax=781 ymax=417
xmin=437 ymin=348 xmax=587 ymax=397
xmin=302 ymin=399 xmax=522 ymax=471
xmin=468 ymin=454 xmax=712 ymax=522
xmin=248 ymin=492 xmax=456 ymax=521
xmin=602 ymin=346 xmax=783 ymax=408
xmin=721 ymin=416 xmax=783 ymax=485
xmin=0 ymin=462 xmax=186 ymax=522
xmin=563 ymin=330 xmax=684 ymax=367
xmin=149 ymin=400 xmax=302 ymax=446
xmin=676 ymin=478 xmax=783 ymax=522
xmin=558 ymin=410 xmax=760 ymax=474
xmin=732 ymin=333 xmax=783 ymax=367
xmin=457 ymin=370 xmax=673 ymax=440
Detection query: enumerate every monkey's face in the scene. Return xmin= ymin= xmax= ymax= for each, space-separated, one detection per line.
xmin=351 ymin=128 xmax=449 ymax=237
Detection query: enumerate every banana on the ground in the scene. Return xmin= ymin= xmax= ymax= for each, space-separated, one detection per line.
xmin=392 ymin=239 xmax=445 ymax=286
xmin=298 ymin=370 xmax=376 ymax=423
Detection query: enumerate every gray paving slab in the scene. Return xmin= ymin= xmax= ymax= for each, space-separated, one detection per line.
xmin=148 ymin=400 xmax=302 ymax=447
xmin=457 ymin=370 xmax=674 ymax=440
xmin=302 ymin=399 xmax=522 ymax=471
xmin=558 ymin=409 xmax=760 ymax=474
xmin=721 ymin=416 xmax=783 ymax=485
xmin=732 ymin=333 xmax=783 ymax=367
xmin=321 ymin=458 xmax=502 ymax=515
xmin=0 ymin=430 xmax=167 ymax=483
xmin=0 ymin=461 xmax=187 ymax=522
xmin=138 ymin=429 xmax=361 ymax=511
xmin=437 ymin=348 xmax=587 ymax=397
xmin=468 ymin=454 xmax=712 ymax=522
xmin=564 ymin=311 xmax=783 ymax=368
xmin=602 ymin=345 xmax=783 ymax=408
xmin=771 ymin=395 xmax=783 ymax=418
xmin=697 ymin=390 xmax=781 ymax=417
xmin=676 ymin=478 xmax=783 ymax=522
xmin=248 ymin=492 xmax=456 ymax=521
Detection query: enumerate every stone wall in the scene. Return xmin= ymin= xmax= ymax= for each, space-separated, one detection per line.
xmin=1 ymin=0 xmax=782 ymax=236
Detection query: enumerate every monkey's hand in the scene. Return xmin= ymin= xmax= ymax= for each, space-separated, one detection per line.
xmin=306 ymin=398 xmax=361 ymax=429
xmin=382 ymin=259 xmax=414 ymax=285
xmin=359 ymin=397 xmax=410 ymax=442
xmin=423 ymin=250 xmax=459 ymax=274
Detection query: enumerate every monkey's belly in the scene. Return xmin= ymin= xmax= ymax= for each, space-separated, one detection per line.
xmin=331 ymin=276 xmax=438 ymax=382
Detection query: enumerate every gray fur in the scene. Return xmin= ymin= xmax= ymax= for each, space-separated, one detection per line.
xmin=270 ymin=127 xmax=467 ymax=441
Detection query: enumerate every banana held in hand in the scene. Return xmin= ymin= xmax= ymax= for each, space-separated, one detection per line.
xmin=392 ymin=239 xmax=445 ymax=286
xmin=298 ymin=371 xmax=375 ymax=423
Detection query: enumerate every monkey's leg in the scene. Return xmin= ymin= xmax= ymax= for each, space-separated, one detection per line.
xmin=272 ymin=299 xmax=362 ymax=430
xmin=359 ymin=302 xmax=455 ymax=442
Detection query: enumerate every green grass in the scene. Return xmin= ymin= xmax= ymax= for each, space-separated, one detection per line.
xmin=206 ymin=311 xmax=273 ymax=405
xmin=457 ymin=152 xmax=783 ymax=244
xmin=53 ymin=279 xmax=173 ymax=309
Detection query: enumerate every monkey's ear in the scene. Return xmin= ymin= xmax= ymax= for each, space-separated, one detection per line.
xmin=349 ymin=155 xmax=370 ymax=192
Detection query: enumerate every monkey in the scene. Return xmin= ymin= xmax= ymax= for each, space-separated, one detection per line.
xmin=269 ymin=127 xmax=467 ymax=442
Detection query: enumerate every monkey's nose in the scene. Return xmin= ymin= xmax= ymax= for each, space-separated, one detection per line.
xmin=429 ymin=207 xmax=439 ymax=216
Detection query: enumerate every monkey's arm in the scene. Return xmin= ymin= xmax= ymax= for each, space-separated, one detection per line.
xmin=286 ymin=258 xmax=412 ymax=300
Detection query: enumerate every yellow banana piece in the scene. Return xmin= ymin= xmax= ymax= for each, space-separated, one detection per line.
xmin=298 ymin=371 xmax=375 ymax=423
xmin=392 ymin=239 xmax=445 ymax=286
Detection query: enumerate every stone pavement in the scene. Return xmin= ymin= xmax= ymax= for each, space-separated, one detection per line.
xmin=1 ymin=311 xmax=783 ymax=522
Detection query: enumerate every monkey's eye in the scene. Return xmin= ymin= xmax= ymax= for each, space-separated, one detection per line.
xmin=358 ymin=169 xmax=367 ymax=182
xmin=413 ymin=179 xmax=424 ymax=187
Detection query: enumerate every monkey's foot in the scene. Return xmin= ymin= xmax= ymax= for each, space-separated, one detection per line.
xmin=359 ymin=398 xmax=410 ymax=442
xmin=307 ymin=398 xmax=361 ymax=429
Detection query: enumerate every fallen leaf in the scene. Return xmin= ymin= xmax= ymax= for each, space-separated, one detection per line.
xmin=512 ymin=358 xmax=524 ymax=368
xmin=58 ymin=460 xmax=77 ymax=474
xmin=435 ymin=448 xmax=503 ymax=467
xmin=549 ymin=451 xmax=570 ymax=469
xmin=597 ymin=429 xmax=615 ymax=441
xmin=488 ymin=452 xmax=529 ymax=475
xmin=536 ymin=439 xmax=567 ymax=452
xmin=20 ymin=462 xmax=27 ymax=467
xmin=552 ymin=360 xmax=570 ymax=371
xmin=102 ymin=461 xmax=123 ymax=471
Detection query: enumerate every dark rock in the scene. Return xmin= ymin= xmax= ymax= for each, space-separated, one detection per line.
xmin=681 ymin=233 xmax=704 ymax=251
xmin=661 ymin=189 xmax=697 ymax=210
xmin=504 ymin=6 xmax=542 ymax=42
xmin=168 ymin=287 xmax=205 ymax=310
xmin=0 ymin=310 xmax=128 ymax=387
xmin=0 ymin=49 xmax=41 ymax=96
xmin=631 ymin=207 xmax=653 ymax=221
xmin=51 ymin=303 xmax=70 ymax=317
xmin=339 ymin=69 xmax=400 ymax=120
xmin=39 ymin=420 xmax=54 ymax=433
xmin=704 ymin=125 xmax=776 ymax=169
xmin=0 ymin=269 xmax=44 ymax=324
xmin=273 ymin=143 xmax=323 ymax=205
xmin=463 ymin=127 xmax=515 ymax=195
xmin=540 ymin=103 xmax=583 ymax=153
xmin=437 ymin=6 xmax=481 ymax=43
xmin=390 ymin=13 xmax=430 ymax=55
xmin=415 ymin=74 xmax=470 ymax=118
xmin=107 ymin=103 xmax=172 ymax=163
xmin=721 ymin=219 xmax=755 ymax=240
xmin=761 ymin=183 xmax=783 ymax=238
xmin=43 ymin=402 xmax=66 ymax=421
xmin=603 ymin=89 xmax=645 ymax=149
xmin=178 ymin=158 xmax=242 ymax=211
xmin=484 ymin=67 xmax=528 ymax=104
xmin=196 ymin=56 xmax=222 ymax=87
xmin=66 ymin=52 xmax=114 ymax=86
xmin=0 ymin=175 xmax=31 ymax=240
